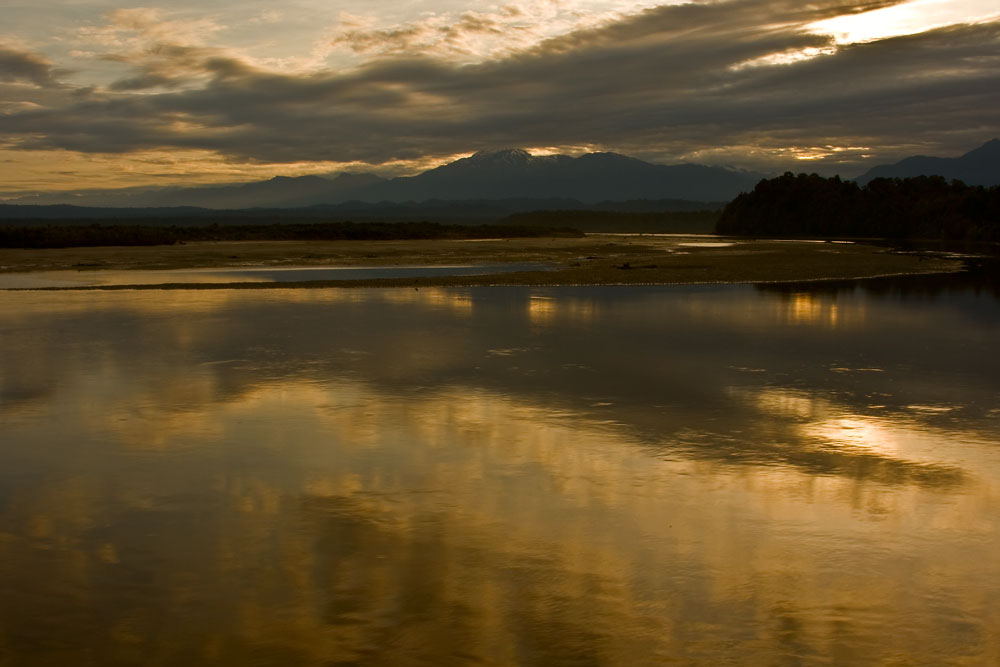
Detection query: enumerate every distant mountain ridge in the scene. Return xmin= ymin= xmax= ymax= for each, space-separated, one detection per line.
xmin=10 ymin=141 xmax=997 ymax=212
xmin=3 ymin=149 xmax=764 ymax=210
xmin=142 ymin=173 xmax=387 ymax=209
xmin=855 ymin=139 xmax=1000 ymax=186
xmin=356 ymin=149 xmax=762 ymax=203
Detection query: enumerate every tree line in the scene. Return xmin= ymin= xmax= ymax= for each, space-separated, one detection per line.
xmin=500 ymin=209 xmax=719 ymax=233
xmin=716 ymin=173 xmax=1000 ymax=241
xmin=0 ymin=221 xmax=583 ymax=249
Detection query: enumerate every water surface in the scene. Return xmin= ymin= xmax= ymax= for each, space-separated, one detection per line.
xmin=0 ymin=262 xmax=552 ymax=289
xmin=1 ymin=276 xmax=998 ymax=665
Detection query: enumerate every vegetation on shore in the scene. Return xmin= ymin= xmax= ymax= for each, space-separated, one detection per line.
xmin=717 ymin=174 xmax=1000 ymax=241
xmin=0 ymin=221 xmax=582 ymax=249
xmin=499 ymin=209 xmax=719 ymax=233
xmin=6 ymin=174 xmax=1000 ymax=251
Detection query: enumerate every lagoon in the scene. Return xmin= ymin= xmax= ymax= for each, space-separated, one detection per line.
xmin=1 ymin=276 xmax=998 ymax=665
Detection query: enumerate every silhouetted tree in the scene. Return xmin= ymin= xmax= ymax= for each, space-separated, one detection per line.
xmin=717 ymin=173 xmax=999 ymax=241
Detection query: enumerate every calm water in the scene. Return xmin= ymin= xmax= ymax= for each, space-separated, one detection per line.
xmin=1 ymin=276 xmax=998 ymax=665
xmin=0 ymin=263 xmax=552 ymax=289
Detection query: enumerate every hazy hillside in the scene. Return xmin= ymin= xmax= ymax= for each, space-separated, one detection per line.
xmin=351 ymin=149 xmax=762 ymax=203
xmin=143 ymin=173 xmax=386 ymax=209
xmin=3 ymin=149 xmax=763 ymax=209
xmin=855 ymin=139 xmax=1000 ymax=186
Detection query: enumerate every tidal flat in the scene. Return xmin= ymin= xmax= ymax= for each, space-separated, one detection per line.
xmin=0 ymin=235 xmax=964 ymax=288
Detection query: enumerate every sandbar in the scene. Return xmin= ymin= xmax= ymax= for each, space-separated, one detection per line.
xmin=0 ymin=235 xmax=966 ymax=288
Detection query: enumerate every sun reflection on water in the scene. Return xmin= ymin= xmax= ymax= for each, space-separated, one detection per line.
xmin=0 ymin=283 xmax=998 ymax=664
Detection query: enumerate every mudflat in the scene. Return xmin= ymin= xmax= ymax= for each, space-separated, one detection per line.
xmin=0 ymin=235 xmax=964 ymax=287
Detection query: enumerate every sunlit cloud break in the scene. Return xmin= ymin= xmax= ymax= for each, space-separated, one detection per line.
xmin=809 ymin=0 xmax=1000 ymax=44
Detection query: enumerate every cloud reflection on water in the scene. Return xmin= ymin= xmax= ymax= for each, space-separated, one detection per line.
xmin=0 ymin=279 xmax=999 ymax=663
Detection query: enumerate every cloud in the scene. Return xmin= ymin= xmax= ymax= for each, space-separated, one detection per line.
xmin=326 ymin=3 xmax=606 ymax=62
xmin=1 ymin=0 xmax=998 ymax=174
xmin=77 ymin=8 xmax=223 ymax=49
xmin=0 ymin=45 xmax=65 ymax=87
xmin=248 ymin=10 xmax=284 ymax=26
xmin=68 ymin=9 xmax=234 ymax=92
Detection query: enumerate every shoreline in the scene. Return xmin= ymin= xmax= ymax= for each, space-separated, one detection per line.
xmin=0 ymin=235 xmax=968 ymax=290
xmin=7 ymin=268 xmax=967 ymax=292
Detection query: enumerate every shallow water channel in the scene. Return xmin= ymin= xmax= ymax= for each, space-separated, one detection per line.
xmin=1 ymin=275 xmax=998 ymax=665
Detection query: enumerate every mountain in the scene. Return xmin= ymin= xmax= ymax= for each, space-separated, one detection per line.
xmin=2 ymin=149 xmax=763 ymax=209
xmin=142 ymin=173 xmax=386 ymax=208
xmin=5 ymin=173 xmax=386 ymax=209
xmin=350 ymin=149 xmax=762 ymax=203
xmin=855 ymin=139 xmax=1000 ymax=186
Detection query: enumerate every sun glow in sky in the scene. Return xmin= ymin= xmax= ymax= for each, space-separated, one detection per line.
xmin=809 ymin=0 xmax=1000 ymax=44
xmin=0 ymin=0 xmax=998 ymax=195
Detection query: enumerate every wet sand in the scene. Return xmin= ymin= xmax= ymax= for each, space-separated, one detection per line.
xmin=0 ymin=235 xmax=964 ymax=288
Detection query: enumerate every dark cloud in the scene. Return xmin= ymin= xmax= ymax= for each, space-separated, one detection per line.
xmin=0 ymin=45 xmax=64 ymax=87
xmin=2 ymin=0 xmax=998 ymax=173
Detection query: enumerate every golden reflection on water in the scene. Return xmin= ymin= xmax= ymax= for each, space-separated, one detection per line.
xmin=0 ymin=285 xmax=482 ymax=319
xmin=527 ymin=294 xmax=558 ymax=326
xmin=527 ymin=293 xmax=599 ymax=327
xmin=4 ymin=377 xmax=999 ymax=663
xmin=0 ymin=284 xmax=998 ymax=664
xmin=679 ymin=288 xmax=867 ymax=330
xmin=378 ymin=287 xmax=475 ymax=315
xmin=789 ymin=292 xmax=840 ymax=327
xmin=737 ymin=385 xmax=998 ymax=472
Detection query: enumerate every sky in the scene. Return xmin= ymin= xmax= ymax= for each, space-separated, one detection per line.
xmin=1 ymin=0 xmax=999 ymax=195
